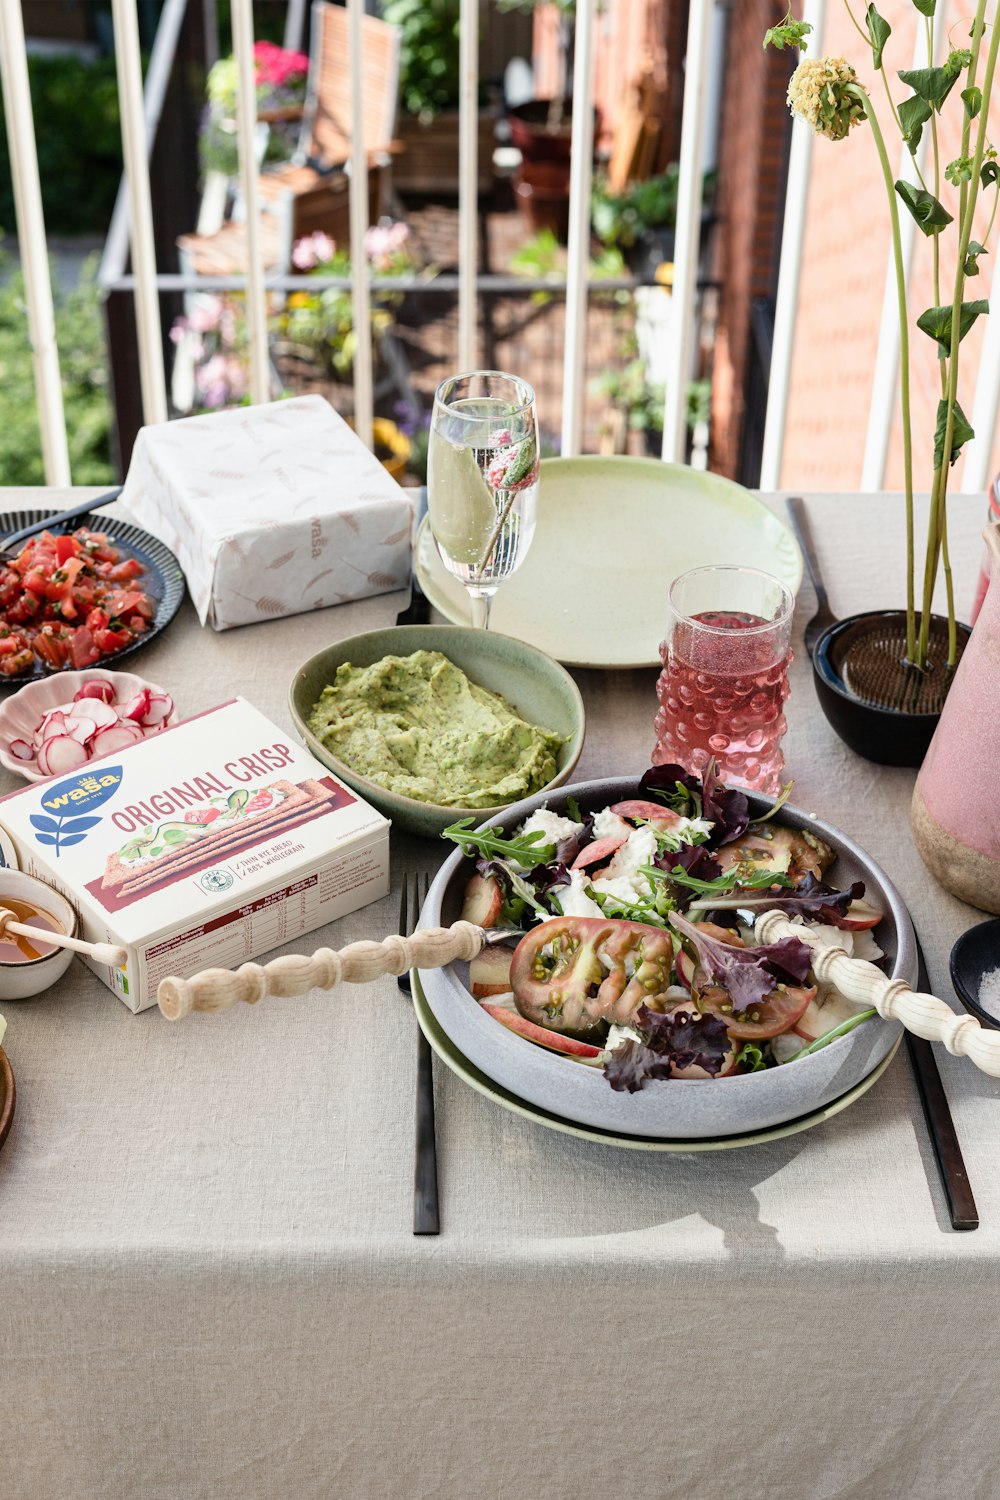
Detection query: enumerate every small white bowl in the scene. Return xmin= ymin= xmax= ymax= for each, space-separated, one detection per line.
xmin=0 ymin=668 xmax=178 ymax=783
xmin=0 ymin=870 xmax=78 ymax=999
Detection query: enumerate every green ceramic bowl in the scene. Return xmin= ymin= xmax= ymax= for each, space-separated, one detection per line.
xmin=288 ymin=625 xmax=586 ymax=838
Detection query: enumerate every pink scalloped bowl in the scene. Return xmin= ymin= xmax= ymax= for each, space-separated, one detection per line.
xmin=0 ymin=669 xmax=178 ymax=783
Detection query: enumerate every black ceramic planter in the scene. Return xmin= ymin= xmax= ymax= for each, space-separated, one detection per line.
xmin=812 ymin=610 xmax=971 ymax=767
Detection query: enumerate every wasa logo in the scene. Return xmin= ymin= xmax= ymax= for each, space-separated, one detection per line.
xmin=30 ymin=765 xmax=123 ymax=858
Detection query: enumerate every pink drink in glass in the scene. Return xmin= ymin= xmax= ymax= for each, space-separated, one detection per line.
xmin=652 ymin=567 xmax=794 ymax=794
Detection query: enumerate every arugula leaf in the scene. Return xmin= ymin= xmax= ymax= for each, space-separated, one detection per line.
xmin=916 ymin=298 xmax=989 ymax=353
xmin=444 ymin=817 xmax=555 ymax=868
xmin=669 ymin=911 xmax=813 ymax=1010
xmin=645 ymin=863 xmax=793 ymax=898
xmin=590 ymin=886 xmax=670 ymax=929
xmin=895 ymin=180 xmax=953 ymax=234
xmin=866 ymin=4 xmax=891 ymax=68
xmin=689 ymin=871 xmax=866 ymax=923
xmin=604 ymin=1005 xmax=732 ymax=1092
xmin=933 ymin=398 xmax=975 ymax=469
xmin=564 ymin=794 xmax=582 ymax=824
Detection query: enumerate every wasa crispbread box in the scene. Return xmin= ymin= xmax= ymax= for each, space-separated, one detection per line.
xmin=0 ymin=698 xmax=390 ymax=1011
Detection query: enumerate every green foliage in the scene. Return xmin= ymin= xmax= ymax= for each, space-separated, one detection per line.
xmin=382 ymin=0 xmax=461 ymax=120
xmin=898 ymin=50 xmax=970 ymax=112
xmin=0 ymin=250 xmax=114 ymax=486
xmin=763 ymin=4 xmax=812 ymax=52
xmin=916 ymin=298 xmax=989 ymax=352
xmin=0 ymin=56 xmax=122 ymax=236
xmin=894 ymin=180 xmax=953 ymax=234
xmin=593 ymin=358 xmax=708 ymax=438
xmin=865 ymin=5 xmax=891 ymax=70
xmin=933 ymin=398 xmax=974 ymax=469
xmin=591 ymin=168 xmax=680 ymax=249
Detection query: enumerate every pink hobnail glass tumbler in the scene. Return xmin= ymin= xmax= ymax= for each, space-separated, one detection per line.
xmin=653 ymin=565 xmax=794 ymax=794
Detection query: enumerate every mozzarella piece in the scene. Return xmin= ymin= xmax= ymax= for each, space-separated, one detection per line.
xmin=592 ymin=808 xmax=632 ymax=842
xmin=590 ymin=875 xmax=643 ymax=904
xmin=517 ymin=807 xmax=583 ymax=845
xmin=851 ymin=928 xmax=884 ymax=962
xmin=601 ymin=825 xmax=659 ymax=896
xmin=551 ymin=870 xmax=604 ymax=919
xmin=604 ymin=1023 xmax=642 ymax=1053
xmin=668 ymin=815 xmax=714 ymax=847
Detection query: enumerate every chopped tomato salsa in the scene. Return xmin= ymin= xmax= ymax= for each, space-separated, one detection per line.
xmin=0 ymin=527 xmax=155 ymax=675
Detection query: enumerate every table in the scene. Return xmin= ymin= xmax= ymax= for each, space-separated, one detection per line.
xmin=1 ymin=488 xmax=997 ymax=1500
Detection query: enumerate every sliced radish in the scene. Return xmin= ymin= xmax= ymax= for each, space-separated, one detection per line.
xmin=74 ymin=679 xmax=115 ymax=704
xmin=8 ymin=739 xmax=35 ymax=761
xmin=40 ymin=709 xmax=71 ymax=739
xmin=41 ymin=735 xmax=89 ymax=775
xmin=65 ymin=716 xmax=98 ymax=746
xmin=68 ymin=698 xmax=118 ymax=731
xmin=89 ymin=723 xmax=144 ymax=758
xmin=139 ymin=692 xmax=173 ymax=726
xmin=122 ymin=688 xmax=151 ymax=722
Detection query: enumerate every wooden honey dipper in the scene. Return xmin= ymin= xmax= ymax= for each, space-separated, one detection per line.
xmin=0 ymin=906 xmax=127 ymax=968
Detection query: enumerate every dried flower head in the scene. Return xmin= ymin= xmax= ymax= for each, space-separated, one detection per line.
xmin=787 ymin=57 xmax=866 ymax=141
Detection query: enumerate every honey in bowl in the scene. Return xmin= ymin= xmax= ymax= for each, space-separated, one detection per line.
xmin=0 ymin=896 xmax=63 ymax=963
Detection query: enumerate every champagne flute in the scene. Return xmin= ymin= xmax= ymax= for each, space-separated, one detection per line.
xmin=427 ymin=371 xmax=540 ymax=630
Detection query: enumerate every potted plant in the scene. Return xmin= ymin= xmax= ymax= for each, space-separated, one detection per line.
xmin=591 ymin=168 xmax=680 ymax=275
xmin=382 ymin=0 xmax=498 ymax=195
xmin=594 ymin=359 xmax=710 ymax=457
xmin=199 ymin=41 xmax=310 ymax=182
xmin=766 ymin=4 xmax=1000 ymax=765
xmin=499 ymin=0 xmax=584 ymax=239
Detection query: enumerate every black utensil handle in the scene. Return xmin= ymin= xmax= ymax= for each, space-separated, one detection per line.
xmin=904 ymin=1033 xmax=979 ymax=1229
xmin=786 ymin=496 xmax=831 ymax=614
xmin=395 ymin=577 xmax=432 ymax=627
xmin=413 ymin=1028 xmax=440 ymax=1235
xmin=1 ymin=488 xmax=123 ymax=551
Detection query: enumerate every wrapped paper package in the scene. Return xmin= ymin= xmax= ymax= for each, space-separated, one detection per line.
xmin=121 ymin=396 xmax=414 ymax=629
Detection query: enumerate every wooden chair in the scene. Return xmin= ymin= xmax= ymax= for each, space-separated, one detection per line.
xmin=177 ymin=1 xmax=401 ymax=276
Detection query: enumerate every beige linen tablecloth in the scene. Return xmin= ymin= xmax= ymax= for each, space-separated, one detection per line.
xmin=1 ymin=489 xmax=996 ymax=1500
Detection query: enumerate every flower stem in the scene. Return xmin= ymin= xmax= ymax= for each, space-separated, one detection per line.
xmin=849 ymin=84 xmax=916 ymax=660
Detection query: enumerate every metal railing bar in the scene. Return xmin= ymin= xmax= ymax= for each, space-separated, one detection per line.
xmin=560 ymin=0 xmax=597 ymax=457
xmin=661 ymin=0 xmax=715 ymax=463
xmin=99 ymin=0 xmax=188 ymax=290
xmin=104 ymin=273 xmax=678 ymax=294
xmin=231 ymin=0 xmax=269 ymax=404
xmin=347 ymin=0 xmax=374 ymax=445
xmin=759 ymin=0 xmax=826 ymax=490
xmin=458 ymin=0 xmax=479 ymax=370
xmin=0 ymin=0 xmax=71 ymax=484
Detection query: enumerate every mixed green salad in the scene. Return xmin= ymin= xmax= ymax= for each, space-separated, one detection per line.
xmin=443 ymin=760 xmax=886 ymax=1092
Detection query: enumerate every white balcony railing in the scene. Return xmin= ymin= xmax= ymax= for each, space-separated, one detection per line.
xmin=3 ymin=0 xmax=999 ymax=493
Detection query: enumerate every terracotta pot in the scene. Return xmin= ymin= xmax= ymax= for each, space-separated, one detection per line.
xmin=812 ymin=609 xmax=971 ymax=767
xmin=912 ymin=523 xmax=1000 ymax=911
xmin=508 ymin=100 xmax=575 ymax=240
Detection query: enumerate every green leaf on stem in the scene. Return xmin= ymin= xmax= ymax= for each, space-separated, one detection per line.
xmin=898 ymin=50 xmax=970 ymax=111
xmin=917 ymin=299 xmax=989 ymax=351
xmin=962 ymin=85 xmax=982 ymax=119
xmin=945 ymin=155 xmax=975 ymax=186
xmin=965 ymin=240 xmax=988 ymax=276
xmin=910 ymin=0 xmax=936 ymax=14
xmin=982 ymin=159 xmax=1000 ymax=189
xmin=865 ymin=4 xmax=891 ymax=68
xmin=898 ymin=94 xmax=932 ymax=150
xmin=763 ymin=11 xmax=811 ymax=52
xmin=933 ymin=399 xmax=975 ymax=469
xmin=894 ymin=180 xmax=953 ymax=234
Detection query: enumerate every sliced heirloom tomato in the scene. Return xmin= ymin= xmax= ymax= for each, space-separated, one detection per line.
xmin=698 ymin=982 xmax=817 ymax=1041
xmin=510 ymin=916 xmax=675 ymax=1039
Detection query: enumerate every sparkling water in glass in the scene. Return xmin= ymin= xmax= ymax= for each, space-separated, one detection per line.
xmin=653 ymin=566 xmax=794 ymax=794
xmin=427 ymin=371 xmax=539 ymax=629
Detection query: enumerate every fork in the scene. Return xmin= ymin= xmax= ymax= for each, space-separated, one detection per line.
xmin=399 ymin=871 xmax=440 ymax=1235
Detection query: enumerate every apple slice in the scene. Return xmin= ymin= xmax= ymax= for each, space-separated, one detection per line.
xmin=570 ymin=835 xmax=626 ymax=871
xmin=470 ymin=945 xmax=513 ymax=996
xmin=460 ymin=872 xmax=503 ymax=928
xmin=791 ymin=998 xmax=828 ymax=1042
xmin=480 ymin=1003 xmax=604 ymax=1061
xmin=609 ymin=799 xmax=685 ymax=832
xmin=836 ymin=898 xmax=883 ymax=930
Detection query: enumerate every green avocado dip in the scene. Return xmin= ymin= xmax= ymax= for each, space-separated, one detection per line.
xmin=307 ymin=650 xmax=564 ymax=807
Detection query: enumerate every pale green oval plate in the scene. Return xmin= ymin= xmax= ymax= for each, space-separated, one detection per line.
xmin=415 ymin=456 xmax=803 ymax=669
xmin=412 ymin=971 xmax=900 ymax=1153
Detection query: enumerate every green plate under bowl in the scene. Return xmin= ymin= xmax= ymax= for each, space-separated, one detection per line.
xmin=288 ymin=624 xmax=585 ymax=838
xmin=412 ymin=971 xmax=900 ymax=1153
xmin=0 ymin=1047 xmax=14 ymax=1153
xmin=416 ymin=456 xmax=803 ymax=669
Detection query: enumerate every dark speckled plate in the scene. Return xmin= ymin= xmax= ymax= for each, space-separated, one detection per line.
xmin=0 ymin=510 xmax=185 ymax=686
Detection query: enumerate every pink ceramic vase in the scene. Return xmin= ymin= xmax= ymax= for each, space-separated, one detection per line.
xmin=912 ymin=522 xmax=1000 ymax=911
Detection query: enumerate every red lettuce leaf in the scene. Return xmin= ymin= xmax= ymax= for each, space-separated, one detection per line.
xmin=704 ymin=872 xmax=867 ymax=925
xmin=604 ymin=1004 xmax=732 ymax=1092
xmin=669 ymin=911 xmax=813 ymax=1010
xmin=639 ymin=758 xmax=749 ymax=847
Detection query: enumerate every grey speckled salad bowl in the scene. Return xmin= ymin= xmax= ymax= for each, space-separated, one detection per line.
xmin=417 ymin=777 xmax=916 ymax=1140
